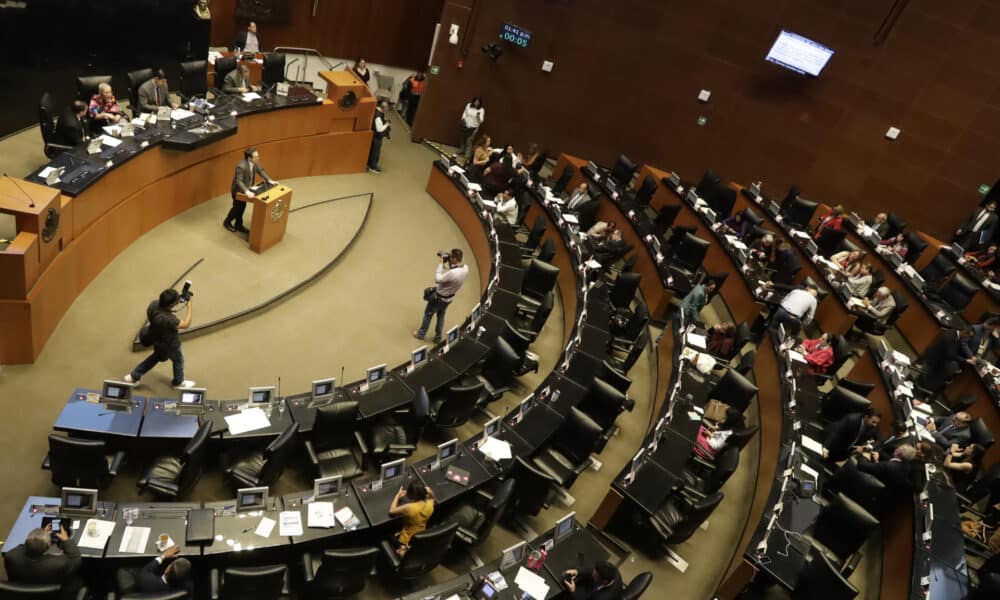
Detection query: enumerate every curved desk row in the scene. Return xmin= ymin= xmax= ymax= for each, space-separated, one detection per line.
xmin=0 ymin=71 xmax=375 ymax=364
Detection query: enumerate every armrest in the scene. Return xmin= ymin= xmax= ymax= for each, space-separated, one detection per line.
xmin=301 ymin=552 xmax=316 ymax=584
xmin=353 ymin=430 xmax=370 ymax=456
xmin=210 ymin=568 xmax=221 ymax=600
xmin=282 ymin=569 xmax=290 ymax=596
xmin=41 ymin=452 xmax=51 ymax=470
xmin=379 ymin=540 xmax=402 ymax=570
xmin=689 ymin=455 xmax=716 ymax=472
xmin=108 ymin=451 xmax=126 ymax=476
xmin=46 ymin=142 xmax=74 ymax=153
xmin=456 ymin=526 xmax=478 ymax=545
xmin=386 ymin=443 xmax=417 ymax=457
xmin=842 ymin=552 xmax=863 ymax=578
xmin=303 ymin=440 xmax=321 ymax=465
xmin=144 ymin=479 xmax=180 ymax=497
xmin=474 ymin=487 xmax=495 ymax=504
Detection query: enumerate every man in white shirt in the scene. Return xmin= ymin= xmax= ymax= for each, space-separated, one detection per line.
xmin=494 ymin=189 xmax=518 ymax=225
xmin=368 ymin=102 xmax=391 ymax=173
xmin=234 ymin=21 xmax=261 ymax=54
xmin=566 ymin=182 xmax=592 ymax=211
xmin=772 ymin=284 xmax=818 ymax=334
xmin=414 ymin=249 xmax=469 ymax=343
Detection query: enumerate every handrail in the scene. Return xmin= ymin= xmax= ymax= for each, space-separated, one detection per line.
xmin=272 ymin=46 xmax=335 ymax=70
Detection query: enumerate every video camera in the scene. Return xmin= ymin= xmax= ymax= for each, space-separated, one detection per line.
xmin=437 ymin=250 xmax=452 ymax=260
xmin=180 ymin=280 xmax=194 ymax=302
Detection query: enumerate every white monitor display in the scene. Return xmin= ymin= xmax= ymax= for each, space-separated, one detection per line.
xmin=446 ymin=325 xmax=460 ymax=345
xmin=101 ymin=380 xmax=133 ymax=403
xmin=380 ymin=458 xmax=405 ymax=482
xmin=554 ymin=511 xmax=575 ymax=541
xmin=179 ymin=388 xmax=206 ymax=405
xmin=313 ymin=475 xmax=341 ymax=500
xmin=765 ymin=30 xmax=834 ymax=76
xmin=437 ymin=439 xmax=459 ymax=463
xmin=236 ymin=486 xmax=268 ymax=512
xmin=312 ymin=378 xmax=336 ymax=400
xmin=471 ymin=302 xmax=482 ymax=323
xmin=484 ymin=416 xmax=501 ymax=437
xmin=411 ymin=346 xmax=428 ymax=368
xmin=60 ymin=487 xmax=98 ymax=517
xmin=249 ymin=386 xmax=274 ymax=404
xmin=366 ymin=364 xmax=387 ymax=384
xmin=500 ymin=540 xmax=527 ymax=570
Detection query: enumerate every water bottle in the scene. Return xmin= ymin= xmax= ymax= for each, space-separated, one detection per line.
xmin=125 ymin=507 xmax=134 ymax=526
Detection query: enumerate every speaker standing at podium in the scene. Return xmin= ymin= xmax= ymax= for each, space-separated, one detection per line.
xmin=225 ymin=147 xmax=276 ymax=233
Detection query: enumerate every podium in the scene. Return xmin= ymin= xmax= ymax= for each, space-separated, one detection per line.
xmin=0 ymin=178 xmax=63 ymax=298
xmin=236 ymin=184 xmax=293 ymax=253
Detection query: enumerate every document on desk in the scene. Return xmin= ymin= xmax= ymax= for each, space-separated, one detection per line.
xmin=686 ymin=333 xmax=707 ymax=349
xmin=448 ymin=165 xmax=465 ymax=175
xmin=38 ymin=166 xmax=58 ymax=179
xmin=170 ymin=108 xmax=196 ymax=120
xmin=307 ymin=502 xmax=336 ymax=528
xmin=78 ymin=519 xmax=116 ymax=549
xmin=240 ymin=92 xmax=262 ymax=102
xmin=118 ymin=526 xmax=151 ymax=554
xmin=514 ymin=567 xmax=550 ymax=600
xmin=890 ymin=350 xmax=911 ymax=366
xmin=334 ymin=506 xmax=361 ymax=529
xmin=846 ymin=297 xmax=865 ymax=309
xmin=99 ymin=135 xmax=122 ymax=148
xmin=467 ymin=182 xmax=482 ymax=191
xmin=563 ymin=213 xmax=579 ymax=224
xmin=278 ymin=511 xmax=303 ymax=536
xmin=254 ymin=516 xmax=276 ymax=538
xmin=800 ymin=435 xmax=824 ymax=456
xmin=224 ymin=407 xmax=271 ymax=435
xmin=787 ymin=350 xmax=807 ymax=364
xmin=479 ymin=436 xmax=512 ymax=461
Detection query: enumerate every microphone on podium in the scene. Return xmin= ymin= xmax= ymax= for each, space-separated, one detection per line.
xmin=3 ymin=173 xmax=35 ymax=208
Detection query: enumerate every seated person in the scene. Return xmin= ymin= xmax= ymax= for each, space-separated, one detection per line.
xmin=965 ymin=244 xmax=999 ymax=271
xmin=137 ymin=68 xmax=178 ymax=112
xmin=857 ymin=443 xmax=925 ymax=494
xmin=843 ymin=262 xmax=873 ymax=298
xmin=388 ymin=481 xmax=435 ymax=557
xmin=481 ymin=146 xmax=517 ymax=196
xmin=814 ymin=204 xmax=845 ymax=239
xmin=565 ymin=182 xmax=592 ymax=211
xmin=855 ymin=286 xmax=896 ymax=328
xmin=925 ymin=411 xmax=974 ymax=448
xmin=944 ymin=442 xmax=985 ymax=493
xmin=493 ymin=189 xmax=518 ymax=226
xmin=967 ymin=317 xmax=1000 ymax=360
xmin=3 ymin=523 xmax=82 ymax=597
xmin=591 ymin=229 xmax=628 ymax=266
xmin=562 ymin=561 xmax=623 ymax=600
xmin=706 ymin=321 xmax=737 ymax=358
xmin=678 ymin=279 xmax=717 ymax=324
xmin=878 ymin=233 xmax=909 ymax=259
xmin=55 ymin=100 xmax=90 ymax=145
xmin=586 ymin=220 xmax=616 ymax=244
xmin=134 ymin=545 xmax=193 ymax=596
xmin=88 ymin=82 xmax=123 ymax=128
xmin=796 ymin=333 xmax=835 ymax=375
xmin=719 ymin=210 xmax=753 ymax=239
xmin=223 ymin=63 xmax=259 ymax=94
xmin=830 ymin=249 xmax=864 ymax=276
xmin=694 ymin=420 xmax=733 ymax=459
xmin=869 ymin=212 xmax=891 ymax=239
xmin=823 ymin=409 xmax=881 ymax=462
xmin=876 ymin=421 xmax=916 ymax=461
xmin=771 ymin=241 xmax=800 ymax=284
xmin=749 ymin=233 xmax=775 ymax=264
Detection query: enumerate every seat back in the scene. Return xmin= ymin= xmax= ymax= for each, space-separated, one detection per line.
xmin=811 ymin=492 xmax=880 ymax=562
xmin=47 ymin=434 xmax=109 ymax=487
xmin=631 ymin=175 xmax=657 ymax=209
xmin=435 ymin=382 xmax=484 ymax=427
xmin=500 ymin=320 xmax=532 ymax=357
xmin=121 ymin=592 xmax=189 ymax=600
xmin=725 ymin=425 xmax=760 ymax=452
xmin=826 ymin=459 xmax=888 ymax=517
xmin=552 ymin=165 xmax=573 ymax=195
xmin=395 ymin=522 xmax=459 ymax=579
xmin=903 ymin=230 xmax=928 ymax=264
xmin=610 ymin=272 xmax=641 ymax=310
xmin=536 ymin=238 xmax=556 ymax=264
xmin=214 ymin=56 xmax=238 ymax=89
xmin=77 ymin=75 xmax=112 ymax=102
xmin=579 ymin=378 xmax=628 ymax=430
xmin=610 ymin=154 xmax=637 ymax=187
xmin=524 ymin=216 xmax=547 ymax=252
xmin=0 ymin=581 xmax=62 ymax=599
xmin=734 ymin=350 xmax=756 ymax=377
xmin=476 ymin=478 xmax=517 ymax=542
xmin=578 ymin=199 xmax=600 ymax=231
xmin=675 ymin=232 xmax=710 ymax=272
xmin=732 ymin=322 xmax=751 ymax=353
xmin=816 ymin=227 xmax=846 ymax=257
xmin=970 ymin=417 xmax=995 ymax=449
xmin=670 ymin=491 xmax=724 ymax=543
xmin=521 ymin=258 xmax=559 ymax=301
xmin=312 ymin=401 xmax=360 ymax=447
xmin=886 ymin=212 xmax=907 ymax=238
xmin=709 ymin=369 xmax=758 ymax=413
xmin=821 ymin=387 xmax=871 ymax=422
xmin=829 ymin=335 xmax=853 ymax=374
xmin=940 ymin=272 xmax=979 ymax=310
xmin=38 ymin=92 xmax=58 ymax=145
xmin=654 ymin=205 xmax=681 ymax=234
xmin=796 ymin=550 xmax=859 ymax=600
xmin=179 ymin=60 xmax=208 ymax=98
xmin=481 ymin=337 xmax=522 ymax=392
xmin=706 ymin=447 xmax=740 ymax=493
xmin=313 ymin=547 xmax=378 ymax=598
xmin=837 ymin=378 xmax=875 ymax=397
xmin=258 ymin=422 xmax=298 ymax=486
xmin=621 ymin=572 xmax=653 ymax=600
xmin=551 ymin=407 xmax=603 ymax=465
xmin=596 ymin=360 xmax=632 ymax=393
xmin=527 ymin=291 xmax=554 ymax=334
xmin=621 ymin=301 xmax=649 ymax=342
xmin=219 ymin=564 xmax=286 ymax=600
xmin=262 ymin=53 xmax=286 ymax=87
xmin=177 ymin=420 xmax=213 ymax=496
xmin=511 ymin=457 xmax=557 ymax=516
xmin=919 ymin=252 xmax=957 ymax=284
xmin=619 ymin=341 xmax=645 ymax=374
xmin=888 ymin=290 xmax=908 ymax=325
xmin=127 ymin=68 xmax=154 ymax=110
xmin=695 ymin=169 xmax=720 ymax=198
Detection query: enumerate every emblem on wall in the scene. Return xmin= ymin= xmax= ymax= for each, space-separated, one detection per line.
xmin=41 ymin=208 xmax=60 ymax=243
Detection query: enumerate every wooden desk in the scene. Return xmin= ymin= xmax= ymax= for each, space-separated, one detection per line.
xmin=208 ymin=52 xmax=263 ymax=88
xmin=237 ymin=184 xmax=293 ymax=253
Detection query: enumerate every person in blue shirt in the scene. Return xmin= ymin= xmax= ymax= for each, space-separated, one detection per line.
xmin=679 ymin=279 xmax=716 ymax=323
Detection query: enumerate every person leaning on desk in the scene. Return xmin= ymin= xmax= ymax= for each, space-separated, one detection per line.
xmin=3 ymin=523 xmax=83 ymax=599
xmin=223 ymin=64 xmax=259 ymax=94
xmin=562 ymin=560 xmax=623 ymax=600
xmin=133 ymin=544 xmax=194 ymax=596
xmin=388 ymin=481 xmax=435 ymax=558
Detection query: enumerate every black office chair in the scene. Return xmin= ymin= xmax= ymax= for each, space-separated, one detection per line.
xmin=610 ymin=301 xmax=649 ymax=354
xmin=0 ymin=582 xmax=87 ymax=599
xmin=820 ymin=386 xmax=871 ymax=422
xmin=518 ymin=259 xmax=560 ymax=313
xmin=837 ymin=378 xmax=875 ymax=397
xmin=824 ymin=458 xmax=888 ymax=517
xmin=534 ymin=238 xmax=556 ymax=264
xmin=532 ymin=407 xmax=603 ymax=489
xmin=304 ymin=401 xmax=368 ymax=480
xmin=782 ymin=197 xmax=818 ymax=229
xmin=46 ymin=434 xmax=124 ymax=489
xmin=651 ymin=204 xmax=681 ymax=237
xmin=610 ymin=272 xmax=641 ymax=311
xmin=725 ymin=424 xmax=760 ymax=452
xmin=179 ymin=60 xmax=208 ymax=99
xmin=919 ymin=252 xmax=957 ymax=288
xmin=429 ymin=382 xmax=484 ymax=427
xmin=213 ymin=56 xmax=237 ymax=91
xmin=519 ymin=217 xmax=547 ymax=258
xmin=118 ymin=591 xmax=188 ymax=600
xmin=378 ymin=522 xmax=459 ymax=581
xmin=500 ymin=319 xmax=533 ymax=361
xmin=226 ymin=422 xmax=298 ymax=489
xmin=809 ymin=492 xmax=880 ymax=567
xmin=609 ymin=154 xmax=637 ymax=187
xmin=625 ymin=175 xmax=657 ymax=211
xmin=649 ymin=491 xmax=724 ymax=550
xmin=475 ymin=337 xmax=522 ymax=403
xmin=609 ymin=340 xmax=645 ymax=375
xmin=707 ymin=369 xmax=758 ymax=414
xmin=127 ymin=68 xmax=154 ymax=112
xmin=671 ymin=232 xmax=711 ymax=274
xmin=595 ymin=360 xmax=632 ymax=393
xmin=816 ymin=228 xmax=847 ymax=257
xmin=578 ymin=378 xmax=632 ymax=451
xmin=368 ymin=387 xmax=429 ymax=466
xmin=77 ymin=75 xmax=112 ymax=102
xmin=969 ymin=417 xmax=996 ymax=450
xmin=903 ymin=230 xmax=928 ymax=264
xmin=137 ymin=420 xmax=212 ymax=499
xmin=550 ymin=164 xmax=573 ymax=196
xmin=514 ymin=291 xmax=553 ymax=336
xmin=796 ymin=550 xmax=859 ymax=600
xmin=939 ymin=272 xmax=979 ymax=310
xmin=446 ymin=478 xmax=516 ymax=546
xmin=621 ymin=572 xmax=653 ymax=600
xmin=210 ymin=564 xmax=287 ymax=600
xmin=971 ymin=572 xmax=1000 ymax=600
xmin=509 ymin=457 xmax=558 ymax=516
xmin=262 ymin=53 xmax=286 ymax=88
xmin=300 ymin=547 xmax=377 ymax=599
xmin=731 ymin=349 xmax=756 ymax=378
xmin=886 ymin=212 xmax=907 ymax=238
xmin=695 ymin=169 xmax=720 ymax=198
xmin=37 ymin=93 xmax=73 ymax=158
xmin=683 ymin=446 xmax=740 ymax=497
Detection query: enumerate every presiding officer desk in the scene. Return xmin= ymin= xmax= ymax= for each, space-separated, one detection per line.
xmin=0 ymin=70 xmax=375 ymax=365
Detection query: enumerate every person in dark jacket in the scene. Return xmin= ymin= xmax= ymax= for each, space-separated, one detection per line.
xmin=918 ymin=328 xmax=975 ymax=391
xmin=925 ymin=411 xmax=974 ymax=448
xmin=135 ymin=545 xmax=194 ymax=597
xmin=965 ymin=318 xmax=1000 ymax=360
xmin=3 ymin=523 xmax=82 ymax=599
xmin=823 ymin=410 xmax=881 ymax=463
xmin=125 ymin=288 xmax=195 ymax=388
xmin=54 ymin=100 xmax=89 ymax=146
xmin=857 ymin=444 xmax=925 ymax=494
xmin=770 ymin=241 xmax=801 ymax=284
xmin=562 ymin=560 xmax=623 ymax=600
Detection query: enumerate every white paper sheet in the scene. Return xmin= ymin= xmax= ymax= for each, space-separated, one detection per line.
xmin=467 ymin=182 xmax=482 ymax=191
xmin=39 ymin=166 xmax=57 ymax=178
xmin=787 ymin=350 xmax=807 ymax=363
xmin=224 ymin=407 xmax=271 ymax=435
xmin=278 ymin=511 xmax=303 ymax=536
xmin=334 ymin=506 xmax=360 ymax=529
xmin=448 ymin=165 xmax=465 ymax=175
xmin=562 ymin=213 xmax=579 ymax=224
xmin=514 ymin=567 xmax=551 ymax=600
xmin=890 ymin=350 xmax=911 ymax=366
xmin=240 ymin=92 xmax=262 ymax=102
xmin=479 ymin=436 xmax=512 ymax=461
xmin=799 ymin=463 xmax=819 ymax=480
xmin=912 ymin=401 xmax=933 ymax=414
xmin=99 ymin=135 xmax=122 ymax=147
xmin=254 ymin=516 xmax=276 ymax=538
xmin=686 ymin=333 xmax=707 ymax=349
xmin=77 ymin=519 xmax=116 ymax=549
xmin=800 ymin=435 xmax=824 ymax=455
xmin=118 ymin=526 xmax=150 ymax=554
xmin=170 ymin=108 xmax=196 ymax=120
xmin=307 ymin=502 xmax=335 ymax=528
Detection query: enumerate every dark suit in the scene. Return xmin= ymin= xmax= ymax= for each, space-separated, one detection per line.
xmin=222 ymin=69 xmax=252 ymax=94
xmin=966 ymin=324 xmax=999 ymax=358
xmin=54 ymin=109 xmax=88 ymax=146
xmin=824 ymin=413 xmax=879 ymax=462
xmin=857 ymin=457 xmax=925 ymax=493
xmin=771 ymin=247 xmax=800 ymax=285
xmin=872 ymin=220 xmax=890 ymax=239
xmin=569 ymin=568 xmax=624 ymax=600
xmin=135 ymin=557 xmax=193 ymax=598
xmin=233 ymin=30 xmax=262 ymax=53
xmin=957 ymin=209 xmax=999 ymax=250
xmin=4 ymin=538 xmax=83 ymax=599
xmin=224 ymin=158 xmax=271 ymax=229
xmin=919 ymin=331 xmax=972 ymax=391
xmin=930 ymin=416 xmax=972 ymax=448
xmin=137 ymin=78 xmax=170 ymax=112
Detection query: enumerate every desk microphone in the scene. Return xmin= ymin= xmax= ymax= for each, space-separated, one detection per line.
xmin=277 ymin=376 xmax=281 ymax=401
xmin=340 ymin=366 xmax=345 ymax=391
xmin=4 ymin=173 xmax=35 ymax=208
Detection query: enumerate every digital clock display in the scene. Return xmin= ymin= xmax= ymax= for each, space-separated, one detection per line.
xmin=501 ymin=23 xmax=532 ymax=48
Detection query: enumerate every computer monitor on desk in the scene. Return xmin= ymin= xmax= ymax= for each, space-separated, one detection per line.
xmin=101 ymin=379 xmax=134 ymax=411
xmin=372 ymin=458 xmax=406 ymax=492
xmin=446 ymin=325 xmax=460 ymax=346
xmin=177 ymin=388 xmax=206 ymax=414
xmin=236 ymin=486 xmax=268 ymax=513
xmin=311 ymin=378 xmax=336 ymax=406
xmin=313 ymin=475 xmax=341 ymax=502
xmin=553 ymin=511 xmax=576 ymax=542
xmin=500 ymin=541 xmax=527 ymax=570
xmin=60 ymin=487 xmax=98 ymax=518
xmin=512 ymin=394 xmax=534 ymax=424
xmin=360 ymin=363 xmax=387 ymax=393
xmin=409 ymin=346 xmax=428 ymax=373
xmin=248 ymin=386 xmax=275 ymax=405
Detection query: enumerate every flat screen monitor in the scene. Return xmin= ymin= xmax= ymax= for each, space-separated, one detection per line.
xmin=765 ymin=30 xmax=835 ymax=76
xmin=366 ymin=364 xmax=387 ymax=385
xmin=236 ymin=486 xmax=268 ymax=512
xmin=101 ymin=380 xmax=133 ymax=404
xmin=446 ymin=325 xmax=460 ymax=345
xmin=311 ymin=378 xmax=336 ymax=401
xmin=436 ymin=439 xmax=459 ymax=465
xmin=178 ymin=388 xmax=206 ymax=406
xmin=804 ymin=239 xmax=819 ymax=256
xmin=500 ymin=540 xmax=527 ymax=570
xmin=554 ymin=512 xmax=575 ymax=542
xmin=948 ymin=243 xmax=965 ymax=259
xmin=313 ymin=475 xmax=341 ymax=501
xmin=516 ymin=394 xmax=534 ymax=422
xmin=484 ymin=416 xmax=501 ymax=437
xmin=411 ymin=346 xmax=428 ymax=369
xmin=60 ymin=487 xmax=98 ymax=517
xmin=470 ymin=302 xmax=482 ymax=324
xmin=249 ymin=386 xmax=275 ymax=404
xmin=380 ymin=458 xmax=405 ymax=482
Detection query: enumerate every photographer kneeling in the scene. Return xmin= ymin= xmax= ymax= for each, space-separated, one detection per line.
xmin=125 ymin=287 xmax=195 ymax=388
xmin=413 ymin=249 xmax=468 ymax=344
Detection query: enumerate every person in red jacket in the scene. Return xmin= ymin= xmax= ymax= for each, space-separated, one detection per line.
xmin=814 ymin=204 xmax=845 ymax=240
xmin=797 ymin=333 xmax=835 ymax=375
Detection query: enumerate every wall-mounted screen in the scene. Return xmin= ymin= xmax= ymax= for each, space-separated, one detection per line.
xmin=765 ymin=30 xmax=834 ymax=76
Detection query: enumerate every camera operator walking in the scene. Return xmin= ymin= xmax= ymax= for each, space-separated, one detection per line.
xmin=413 ymin=249 xmax=468 ymax=344
xmin=125 ymin=287 xmax=196 ymax=388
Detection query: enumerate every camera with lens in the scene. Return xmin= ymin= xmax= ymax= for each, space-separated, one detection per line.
xmin=180 ymin=280 xmax=194 ymax=302
xmin=437 ymin=250 xmax=451 ymax=260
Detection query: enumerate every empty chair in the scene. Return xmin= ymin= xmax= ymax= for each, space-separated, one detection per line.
xmin=627 ymin=175 xmax=658 ymax=210
xmin=210 ymin=564 xmax=287 ymax=600
xmin=367 ymin=387 xmax=428 ymax=466
xmin=821 ymin=386 xmax=871 ymax=422
xmin=609 ymin=154 xmax=637 ymax=187
xmin=446 ymin=478 xmax=516 ymax=546
xmin=179 ymin=60 xmax=208 ymax=99
xmin=919 ymin=252 xmax=957 ymax=287
xmin=610 ymin=340 xmax=645 ymax=375
xmin=725 ymin=424 xmax=760 ymax=452
xmin=550 ymin=164 xmax=573 ymax=196
xmin=695 ymin=170 xmax=721 ymax=198
xmin=809 ymin=492 xmax=880 ymax=566
xmin=213 ymin=56 xmax=237 ymax=89
xmin=535 ymin=238 xmax=556 ymax=264
xmin=782 ymin=196 xmax=818 ymax=229
xmin=77 ymin=75 xmax=112 ymax=102
xmin=596 ymin=360 xmax=632 ymax=393
xmin=969 ymin=417 xmax=995 ymax=449
xmin=476 ymin=337 xmax=522 ymax=402
xmin=533 ymin=408 xmax=603 ymax=489
xmin=671 ymin=232 xmax=711 ymax=273
xmin=226 ymin=422 xmax=298 ymax=489
xmin=825 ymin=459 xmax=888 ymax=517
xmin=138 ymin=420 xmax=212 ymax=499
xmin=796 ymin=550 xmax=859 ymax=600
xmin=903 ymin=230 xmax=928 ymax=264
xmin=939 ymin=272 xmax=979 ymax=310
xmin=262 ymin=53 xmax=286 ymax=87
xmin=378 ymin=522 xmax=459 ymax=581
xmin=578 ymin=378 xmax=632 ymax=440
xmin=518 ymin=259 xmax=560 ymax=312
xmin=684 ymin=446 xmax=740 ymax=496
xmin=304 ymin=401 xmax=367 ymax=480
xmin=948 ymin=394 xmax=978 ymax=413
xmin=707 ymin=369 xmax=758 ymax=414
xmin=837 ymin=378 xmax=875 ymax=397
xmin=515 ymin=291 xmax=554 ymax=336
xmin=500 ymin=319 xmax=533 ymax=361
xmin=300 ymin=547 xmax=377 ymax=599
xmin=610 ymin=272 xmax=641 ymax=311
xmin=653 ymin=204 xmax=681 ymax=235
xmin=731 ymin=350 xmax=756 ymax=378
xmin=621 ymin=572 xmax=653 ymax=600
xmin=578 ymin=200 xmax=601 ymax=232
xmin=46 ymin=434 xmax=125 ymax=489
xmin=509 ymin=457 xmax=558 ymax=516
xmin=610 ymin=301 xmax=649 ymax=354
xmin=815 ymin=228 xmax=847 ymax=257
xmin=650 ymin=491 xmax=724 ymax=550
xmin=127 ymin=67 xmax=155 ymax=112
xmin=429 ymin=382 xmax=484 ymax=427
xmin=520 ymin=216 xmax=546 ymax=257
xmin=886 ymin=213 xmax=907 ymax=238
xmin=38 ymin=93 xmax=73 ymax=158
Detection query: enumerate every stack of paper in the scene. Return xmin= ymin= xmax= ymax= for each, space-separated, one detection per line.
xmin=334 ymin=506 xmax=360 ymax=530
xmin=118 ymin=526 xmax=151 ymax=554
xmin=479 ymin=437 xmax=512 ymax=461
xmin=800 ymin=435 xmax=824 ymax=455
xmin=307 ymin=502 xmax=335 ymax=528
xmin=686 ymin=333 xmax=707 ymax=349
xmin=224 ymin=407 xmax=271 ymax=435
xmin=254 ymin=516 xmax=276 ymax=538
xmin=99 ymin=135 xmax=122 ymax=148
xmin=78 ymin=519 xmax=116 ymax=550
xmin=514 ymin=567 xmax=551 ymax=600
xmin=278 ymin=511 xmax=303 ymax=536
xmin=240 ymin=92 xmax=262 ymax=102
